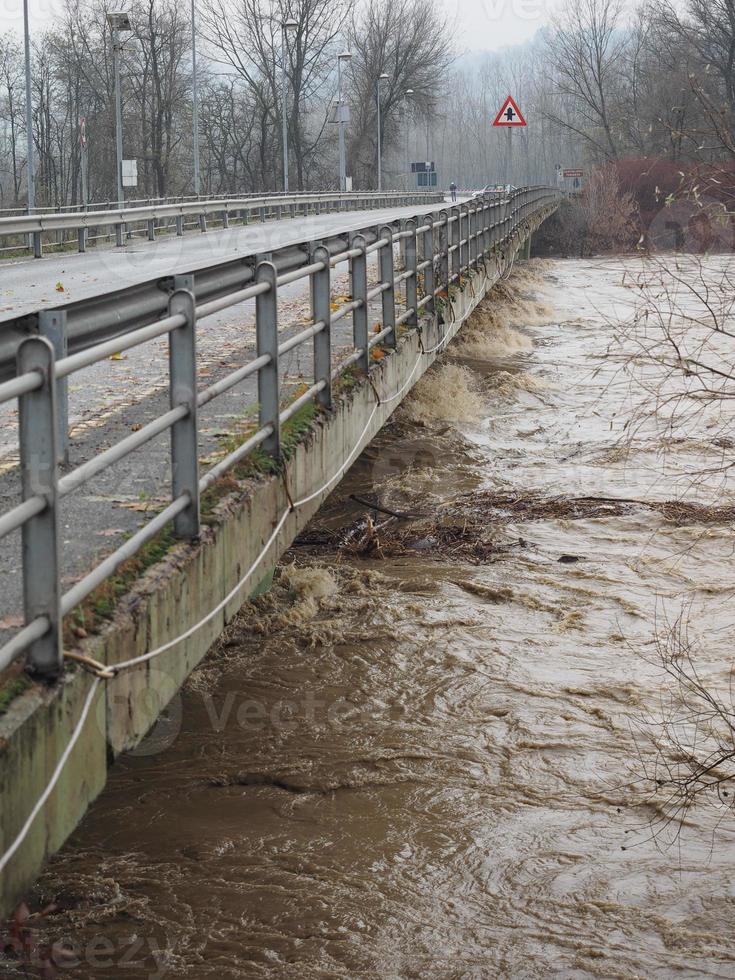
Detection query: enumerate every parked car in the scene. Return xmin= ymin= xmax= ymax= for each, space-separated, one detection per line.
xmin=474 ymin=183 xmax=516 ymax=196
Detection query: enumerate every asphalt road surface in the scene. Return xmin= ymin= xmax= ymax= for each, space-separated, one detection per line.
xmin=0 ymin=201 xmax=443 ymax=322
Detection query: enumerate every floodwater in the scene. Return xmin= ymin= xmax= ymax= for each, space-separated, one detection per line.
xmin=8 ymin=256 xmax=735 ymax=978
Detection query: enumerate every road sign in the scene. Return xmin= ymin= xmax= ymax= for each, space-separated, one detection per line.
xmin=564 ymin=169 xmax=584 ymax=177
xmin=329 ymin=102 xmax=350 ymax=124
xmin=121 ymin=159 xmax=138 ymax=187
xmin=493 ymin=95 xmax=526 ymax=127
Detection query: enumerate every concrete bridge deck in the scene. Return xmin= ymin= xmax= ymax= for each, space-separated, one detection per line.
xmin=0 ymin=201 xmax=445 ymax=323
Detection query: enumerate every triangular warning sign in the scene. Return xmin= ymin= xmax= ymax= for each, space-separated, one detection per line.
xmin=493 ymin=95 xmax=527 ymax=127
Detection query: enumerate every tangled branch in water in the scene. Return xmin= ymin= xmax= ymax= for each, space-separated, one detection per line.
xmin=637 ymin=613 xmax=735 ymax=848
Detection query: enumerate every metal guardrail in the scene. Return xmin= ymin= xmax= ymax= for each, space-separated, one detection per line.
xmin=0 ymin=186 xmax=560 ymax=678
xmin=0 ymin=188 xmax=429 ymax=219
xmin=0 ymin=190 xmax=443 ymax=258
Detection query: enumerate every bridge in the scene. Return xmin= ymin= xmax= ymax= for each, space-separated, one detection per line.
xmin=0 ymin=186 xmax=560 ymax=913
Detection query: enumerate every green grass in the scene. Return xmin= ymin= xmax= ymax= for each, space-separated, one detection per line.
xmin=0 ymin=675 xmax=31 ymax=715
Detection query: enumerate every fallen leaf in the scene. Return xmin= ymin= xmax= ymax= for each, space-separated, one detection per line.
xmin=0 ymin=615 xmax=24 ymax=630
xmin=55 ymin=281 xmax=65 ymax=292
xmin=115 ymin=499 xmax=167 ymax=512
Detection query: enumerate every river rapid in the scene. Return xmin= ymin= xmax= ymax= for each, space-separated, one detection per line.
xmin=9 ymin=256 xmax=735 ymax=979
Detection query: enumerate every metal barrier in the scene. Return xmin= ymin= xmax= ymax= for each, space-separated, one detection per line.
xmin=0 ymin=186 xmax=560 ymax=678
xmin=0 ymin=190 xmax=443 ymax=259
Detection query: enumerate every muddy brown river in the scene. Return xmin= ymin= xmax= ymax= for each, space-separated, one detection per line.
xmin=7 ymin=257 xmax=735 ymax=978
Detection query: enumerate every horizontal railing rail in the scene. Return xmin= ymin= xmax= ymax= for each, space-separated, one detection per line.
xmin=0 ymin=186 xmax=561 ymax=678
xmin=0 ymin=187 xmax=439 ymax=219
xmin=0 ymin=190 xmax=444 ymax=259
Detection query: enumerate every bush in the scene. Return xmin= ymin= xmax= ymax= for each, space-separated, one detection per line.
xmin=533 ymin=165 xmax=638 ymax=257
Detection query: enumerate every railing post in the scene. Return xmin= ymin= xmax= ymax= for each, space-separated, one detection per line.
xmin=457 ymin=205 xmax=466 ymax=276
xmin=439 ymin=210 xmax=450 ymax=296
xmin=494 ymin=199 xmax=503 ymax=249
xmin=422 ymin=214 xmax=436 ymax=317
xmin=469 ymin=205 xmax=478 ymax=269
xmin=378 ymin=225 xmax=397 ymax=349
xmin=169 ymin=275 xmax=200 ymax=538
xmin=311 ymin=245 xmax=332 ymax=409
xmin=449 ymin=204 xmax=464 ymax=289
xmin=176 ymin=215 xmax=184 ymax=236
xmin=397 ymin=219 xmax=408 ymax=271
xmin=405 ymin=217 xmax=418 ymax=330
xmin=256 ymin=262 xmax=281 ymax=459
xmin=77 ymin=227 xmax=87 ymax=253
xmin=31 ymin=231 xmax=42 ymax=258
xmin=222 ymin=209 xmax=229 ymax=229
xmin=115 ymin=222 xmax=124 ymax=247
xmin=147 ymin=218 xmax=156 ymax=242
xmin=17 ymin=336 xmax=62 ymax=678
xmin=199 ymin=213 xmax=207 ymax=233
xmin=350 ymin=233 xmax=369 ymax=374
xmin=38 ymin=311 xmax=69 ymax=466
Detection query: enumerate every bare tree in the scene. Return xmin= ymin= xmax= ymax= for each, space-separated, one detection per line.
xmin=130 ymin=0 xmax=191 ymax=197
xmin=202 ymin=0 xmax=347 ymax=191
xmin=345 ymin=0 xmax=453 ymax=189
xmin=0 ymin=36 xmax=25 ymax=204
xmin=545 ymin=0 xmax=627 ymax=161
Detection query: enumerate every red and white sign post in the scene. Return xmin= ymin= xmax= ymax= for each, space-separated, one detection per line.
xmin=492 ymin=95 xmax=527 ymax=128
xmin=492 ymin=95 xmax=527 ymax=186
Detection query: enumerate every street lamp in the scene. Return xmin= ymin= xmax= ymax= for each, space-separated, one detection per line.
xmin=191 ymin=0 xmax=201 ymax=196
xmin=403 ymin=89 xmax=414 ymax=191
xmin=337 ymin=51 xmax=351 ymax=192
xmin=106 ymin=11 xmax=133 ymax=213
xmin=376 ymin=73 xmax=389 ymax=192
xmin=22 ymin=0 xmax=34 ymax=212
xmin=281 ymin=19 xmax=297 ymax=193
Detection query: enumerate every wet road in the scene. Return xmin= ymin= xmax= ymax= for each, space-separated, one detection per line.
xmin=0 ymin=202 xmax=438 ymax=321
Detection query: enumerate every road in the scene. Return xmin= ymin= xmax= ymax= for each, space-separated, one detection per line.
xmin=0 ymin=201 xmax=445 ymax=322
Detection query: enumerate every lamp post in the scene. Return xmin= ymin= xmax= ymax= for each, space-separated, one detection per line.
xmin=337 ymin=51 xmax=351 ymax=192
xmin=403 ymin=88 xmax=414 ymax=191
xmin=376 ymin=73 xmax=389 ymax=192
xmin=192 ymin=0 xmax=201 ymax=196
xmin=106 ymin=11 xmax=132 ymax=209
xmin=281 ymin=19 xmax=297 ymax=193
xmin=22 ymin=0 xmax=34 ymax=212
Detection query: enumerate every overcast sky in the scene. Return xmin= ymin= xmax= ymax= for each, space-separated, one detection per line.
xmin=442 ymin=0 xmax=563 ymax=52
xmin=3 ymin=0 xmax=564 ymax=51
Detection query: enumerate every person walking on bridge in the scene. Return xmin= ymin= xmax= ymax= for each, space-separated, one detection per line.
xmin=449 ymin=181 xmax=458 ymax=202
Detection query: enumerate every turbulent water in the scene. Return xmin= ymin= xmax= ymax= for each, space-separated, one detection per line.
xmin=9 ymin=256 xmax=735 ymax=979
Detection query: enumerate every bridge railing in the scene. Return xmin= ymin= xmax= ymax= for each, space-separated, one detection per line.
xmin=0 ymin=186 xmax=560 ymax=678
xmin=0 ymin=190 xmax=444 ymax=258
